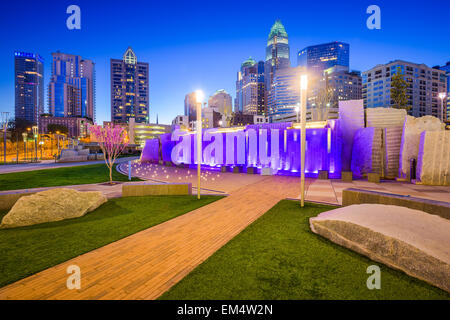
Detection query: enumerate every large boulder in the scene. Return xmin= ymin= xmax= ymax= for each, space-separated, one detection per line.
xmin=417 ymin=131 xmax=450 ymax=185
xmin=0 ymin=189 xmax=107 ymax=229
xmin=310 ymin=204 xmax=450 ymax=293
xmin=399 ymin=115 xmax=444 ymax=180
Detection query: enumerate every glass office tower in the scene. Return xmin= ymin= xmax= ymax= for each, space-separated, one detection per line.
xmin=298 ymin=42 xmax=349 ymax=74
xmin=14 ymin=52 xmax=44 ymax=124
xmin=48 ymin=52 xmax=95 ymax=120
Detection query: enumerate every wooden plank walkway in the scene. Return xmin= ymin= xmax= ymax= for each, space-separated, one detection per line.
xmin=0 ymin=176 xmax=306 ymax=300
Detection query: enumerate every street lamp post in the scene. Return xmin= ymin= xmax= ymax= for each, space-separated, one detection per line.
xmin=300 ymin=75 xmax=308 ymax=208
xmin=1 ymin=112 xmax=10 ymax=164
xmin=39 ymin=141 xmax=44 ymax=160
xmin=196 ymin=90 xmax=204 ymax=200
xmin=438 ymin=92 xmax=447 ymax=122
xmin=32 ymin=125 xmax=38 ymax=162
xmin=22 ymin=132 xmax=27 ymax=162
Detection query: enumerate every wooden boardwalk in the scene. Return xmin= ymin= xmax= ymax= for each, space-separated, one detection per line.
xmin=0 ymin=176 xmax=305 ymax=300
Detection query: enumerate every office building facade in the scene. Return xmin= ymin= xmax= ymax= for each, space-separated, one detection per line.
xmin=48 ymin=52 xmax=95 ymax=120
xmin=39 ymin=114 xmax=92 ymax=138
xmin=14 ymin=52 xmax=44 ymax=124
xmin=208 ymin=89 xmax=233 ymax=117
xmin=235 ymin=58 xmax=265 ymax=115
xmin=268 ymin=66 xmax=304 ymax=122
xmin=298 ymin=42 xmax=349 ymax=75
xmin=111 ymin=47 xmax=149 ymax=124
xmin=363 ymin=60 xmax=447 ymax=120
xmin=308 ymin=65 xmax=362 ymax=120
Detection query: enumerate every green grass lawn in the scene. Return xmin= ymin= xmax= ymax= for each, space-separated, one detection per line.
xmin=0 ymin=195 xmax=222 ymax=288
xmin=0 ymin=163 xmax=140 ymax=191
xmin=160 ymin=200 xmax=449 ymax=300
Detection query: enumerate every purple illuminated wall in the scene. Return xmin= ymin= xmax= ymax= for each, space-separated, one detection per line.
xmin=141 ymin=122 xmax=342 ymax=178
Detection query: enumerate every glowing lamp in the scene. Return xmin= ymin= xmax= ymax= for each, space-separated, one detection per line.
xmin=196 ymin=90 xmax=204 ymax=103
xmin=300 ymin=75 xmax=308 ymax=90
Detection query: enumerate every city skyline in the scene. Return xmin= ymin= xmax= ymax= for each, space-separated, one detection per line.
xmin=1 ymin=0 xmax=450 ymax=125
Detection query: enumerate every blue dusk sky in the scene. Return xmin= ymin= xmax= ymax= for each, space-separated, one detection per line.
xmin=0 ymin=0 xmax=449 ymax=124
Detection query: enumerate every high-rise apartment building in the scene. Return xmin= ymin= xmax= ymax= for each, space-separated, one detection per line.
xmin=363 ymin=60 xmax=447 ymax=120
xmin=235 ymin=58 xmax=265 ymax=115
xmin=14 ymin=52 xmax=44 ymax=124
xmin=438 ymin=62 xmax=450 ymax=122
xmin=298 ymin=42 xmax=349 ymax=75
xmin=48 ymin=52 xmax=95 ymax=120
xmin=208 ymin=89 xmax=233 ymax=117
xmin=111 ymin=47 xmax=149 ymax=124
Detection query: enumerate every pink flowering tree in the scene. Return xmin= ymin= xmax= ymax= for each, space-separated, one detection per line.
xmin=89 ymin=124 xmax=129 ymax=184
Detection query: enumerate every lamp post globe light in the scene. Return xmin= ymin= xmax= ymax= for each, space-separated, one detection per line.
xmin=196 ymin=89 xmax=204 ymax=200
xmin=300 ymin=74 xmax=308 ymax=208
xmin=438 ymin=92 xmax=446 ymax=122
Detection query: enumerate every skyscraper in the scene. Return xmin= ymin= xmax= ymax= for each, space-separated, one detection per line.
xmin=298 ymin=42 xmax=349 ymax=75
xmin=111 ymin=47 xmax=149 ymax=124
xmin=14 ymin=52 xmax=44 ymax=124
xmin=236 ymin=58 xmax=266 ymax=115
xmin=265 ymin=20 xmax=290 ymax=70
xmin=208 ymin=89 xmax=233 ymax=117
xmin=268 ymin=66 xmax=304 ymax=122
xmin=265 ymin=20 xmax=290 ymax=119
xmin=48 ymin=52 xmax=95 ymax=120
xmin=184 ymin=92 xmax=197 ymax=122
xmin=363 ymin=60 xmax=447 ymax=120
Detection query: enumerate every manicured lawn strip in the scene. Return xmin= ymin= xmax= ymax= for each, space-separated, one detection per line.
xmin=0 ymin=195 xmax=223 ymax=288
xmin=0 ymin=163 xmax=140 ymax=191
xmin=160 ymin=200 xmax=449 ymax=300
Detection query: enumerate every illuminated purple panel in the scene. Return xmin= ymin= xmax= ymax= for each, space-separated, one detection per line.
xmin=160 ymin=133 xmax=174 ymax=162
xmin=140 ymin=139 xmax=159 ymax=163
xmin=149 ymin=122 xmax=343 ymax=177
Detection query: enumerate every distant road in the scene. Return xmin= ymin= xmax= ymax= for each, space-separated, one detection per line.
xmin=0 ymin=156 xmax=139 ymax=174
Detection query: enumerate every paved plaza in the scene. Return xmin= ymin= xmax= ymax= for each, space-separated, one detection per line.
xmin=0 ymin=161 xmax=448 ymax=299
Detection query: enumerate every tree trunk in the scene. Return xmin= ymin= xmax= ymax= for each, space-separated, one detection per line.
xmin=109 ymin=165 xmax=113 ymax=184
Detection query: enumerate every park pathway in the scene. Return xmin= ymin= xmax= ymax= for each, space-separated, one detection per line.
xmin=0 ymin=176 xmax=307 ymax=300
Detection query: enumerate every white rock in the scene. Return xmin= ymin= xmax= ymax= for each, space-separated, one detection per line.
xmin=399 ymin=115 xmax=444 ymax=180
xmin=310 ymin=204 xmax=450 ymax=293
xmin=417 ymin=131 xmax=450 ymax=185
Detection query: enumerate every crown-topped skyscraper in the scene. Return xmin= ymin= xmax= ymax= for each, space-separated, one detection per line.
xmin=265 ymin=19 xmax=291 ymax=119
xmin=265 ymin=19 xmax=290 ymax=69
